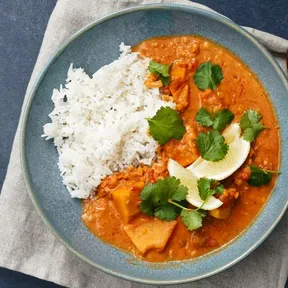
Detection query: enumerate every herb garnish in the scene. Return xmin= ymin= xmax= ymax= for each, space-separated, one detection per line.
xmin=197 ymin=177 xmax=224 ymax=201
xmin=181 ymin=178 xmax=223 ymax=229
xmin=248 ymin=165 xmax=280 ymax=186
xmin=213 ymin=109 xmax=235 ymax=131
xmin=147 ymin=106 xmax=186 ymax=145
xmin=148 ymin=60 xmax=171 ymax=86
xmin=196 ymin=107 xmax=234 ymax=131
xmin=240 ymin=110 xmax=264 ymax=142
xmin=195 ymin=107 xmax=214 ymax=127
xmin=181 ymin=209 xmax=206 ymax=230
xmin=196 ymin=130 xmax=229 ymax=162
xmin=140 ymin=176 xmax=223 ymax=230
xmin=193 ymin=62 xmax=223 ymax=90
xmin=140 ymin=176 xmax=188 ymax=221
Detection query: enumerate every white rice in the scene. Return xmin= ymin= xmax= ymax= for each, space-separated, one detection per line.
xmin=43 ymin=43 xmax=174 ymax=198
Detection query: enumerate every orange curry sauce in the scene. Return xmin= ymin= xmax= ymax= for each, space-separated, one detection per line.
xmin=82 ymin=36 xmax=279 ymax=262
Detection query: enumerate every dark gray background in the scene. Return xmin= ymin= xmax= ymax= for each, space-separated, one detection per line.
xmin=0 ymin=0 xmax=287 ymax=287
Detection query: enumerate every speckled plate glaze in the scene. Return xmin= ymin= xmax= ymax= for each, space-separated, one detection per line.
xmin=21 ymin=4 xmax=288 ymax=284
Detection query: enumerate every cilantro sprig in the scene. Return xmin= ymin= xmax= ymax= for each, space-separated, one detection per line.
xmin=140 ymin=176 xmax=224 ymax=230
xmin=196 ymin=130 xmax=229 ymax=162
xmin=181 ymin=209 xmax=206 ymax=230
xmin=195 ymin=107 xmax=214 ymax=127
xmin=193 ymin=62 xmax=223 ymax=91
xmin=197 ymin=178 xmax=224 ymax=202
xmin=240 ymin=110 xmax=264 ymax=142
xmin=181 ymin=178 xmax=223 ymax=229
xmin=248 ymin=165 xmax=280 ymax=186
xmin=196 ymin=107 xmax=234 ymax=131
xmin=147 ymin=106 xmax=186 ymax=145
xmin=140 ymin=176 xmax=188 ymax=221
xmin=148 ymin=60 xmax=171 ymax=86
xmin=194 ymin=108 xmax=233 ymax=162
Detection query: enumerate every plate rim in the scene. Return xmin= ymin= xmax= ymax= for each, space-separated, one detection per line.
xmin=20 ymin=3 xmax=288 ymax=285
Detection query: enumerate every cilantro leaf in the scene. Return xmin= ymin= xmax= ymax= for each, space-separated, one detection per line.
xmin=148 ymin=60 xmax=170 ymax=77
xmin=242 ymin=128 xmax=255 ymax=142
xmin=195 ymin=107 xmax=214 ymax=127
xmin=213 ymin=109 xmax=234 ymax=131
xmin=139 ymin=176 xmax=210 ymax=231
xmin=155 ymin=204 xmax=178 ymax=221
xmin=148 ymin=60 xmax=171 ymax=86
xmin=147 ymin=106 xmax=186 ymax=145
xmin=159 ymin=75 xmax=170 ymax=86
xmin=196 ymin=130 xmax=229 ymax=162
xmin=247 ymin=165 xmax=281 ymax=186
xmin=170 ymin=184 xmax=189 ymax=202
xmin=197 ymin=178 xmax=224 ymax=201
xmin=196 ymin=107 xmax=234 ymax=131
xmin=197 ymin=177 xmax=213 ymax=201
xmin=248 ymin=166 xmax=271 ymax=186
xmin=139 ymin=176 xmax=188 ymax=221
xmin=155 ymin=176 xmax=187 ymax=203
xmin=180 ymin=178 xmax=222 ymax=230
xmin=240 ymin=110 xmax=264 ymax=142
xmin=215 ymin=184 xmax=225 ymax=195
xmin=139 ymin=183 xmax=158 ymax=217
xmin=181 ymin=209 xmax=206 ymax=231
xmin=193 ymin=62 xmax=223 ymax=91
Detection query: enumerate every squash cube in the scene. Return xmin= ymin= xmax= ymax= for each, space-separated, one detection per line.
xmin=123 ymin=218 xmax=177 ymax=254
xmin=170 ymin=63 xmax=187 ymax=81
xmin=209 ymin=206 xmax=233 ymax=220
xmin=112 ymin=182 xmax=144 ymax=224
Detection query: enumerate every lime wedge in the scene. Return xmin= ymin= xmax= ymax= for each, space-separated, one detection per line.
xmin=168 ymin=159 xmax=223 ymax=210
xmin=187 ymin=123 xmax=250 ymax=180
xmin=223 ymin=123 xmax=241 ymax=144
xmin=188 ymin=138 xmax=250 ymax=180
xmin=188 ymin=123 xmax=241 ymax=171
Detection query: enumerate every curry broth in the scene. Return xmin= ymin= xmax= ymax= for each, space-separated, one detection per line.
xmin=82 ymin=36 xmax=279 ymax=262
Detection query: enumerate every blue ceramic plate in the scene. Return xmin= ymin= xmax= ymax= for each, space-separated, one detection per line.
xmin=21 ymin=4 xmax=288 ymax=284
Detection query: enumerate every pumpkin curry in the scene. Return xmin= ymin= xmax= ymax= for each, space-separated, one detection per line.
xmin=82 ymin=36 xmax=280 ymax=262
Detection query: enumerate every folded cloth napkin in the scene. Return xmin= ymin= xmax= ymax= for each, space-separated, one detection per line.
xmin=0 ymin=1 xmax=287 ymax=288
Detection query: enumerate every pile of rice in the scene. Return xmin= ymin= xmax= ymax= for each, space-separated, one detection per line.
xmin=43 ymin=43 xmax=174 ymax=198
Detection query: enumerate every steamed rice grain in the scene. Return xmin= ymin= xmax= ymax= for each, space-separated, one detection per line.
xmin=43 ymin=43 xmax=174 ymax=198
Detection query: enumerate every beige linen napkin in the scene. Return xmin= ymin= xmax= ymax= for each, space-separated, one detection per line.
xmin=0 ymin=1 xmax=287 ymax=287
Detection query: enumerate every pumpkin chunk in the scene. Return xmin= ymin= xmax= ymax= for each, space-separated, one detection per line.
xmin=123 ymin=217 xmax=177 ymax=254
xmin=209 ymin=188 xmax=239 ymax=219
xmin=112 ymin=182 xmax=144 ymax=224
xmin=209 ymin=206 xmax=233 ymax=219
xmin=170 ymin=63 xmax=187 ymax=81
